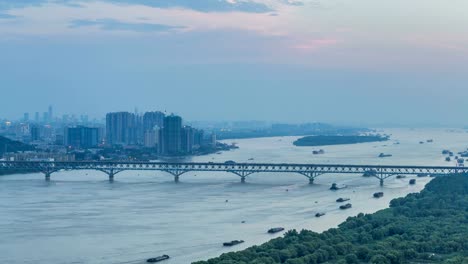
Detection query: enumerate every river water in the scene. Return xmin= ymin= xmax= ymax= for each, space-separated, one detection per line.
xmin=0 ymin=128 xmax=467 ymax=264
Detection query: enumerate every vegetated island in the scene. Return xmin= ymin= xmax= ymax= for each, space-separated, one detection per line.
xmin=293 ymin=135 xmax=389 ymax=147
xmin=194 ymin=174 xmax=468 ymax=264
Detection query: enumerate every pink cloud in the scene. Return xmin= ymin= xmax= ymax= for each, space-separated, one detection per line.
xmin=293 ymin=38 xmax=339 ymax=51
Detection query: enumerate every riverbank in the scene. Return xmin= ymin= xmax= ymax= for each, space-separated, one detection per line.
xmin=194 ymin=174 xmax=468 ymax=264
xmin=1 ymin=129 xmax=466 ymax=264
xmin=293 ymin=135 xmax=389 ymax=147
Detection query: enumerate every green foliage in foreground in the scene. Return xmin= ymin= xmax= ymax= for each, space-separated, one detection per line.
xmin=194 ymin=174 xmax=468 ymax=264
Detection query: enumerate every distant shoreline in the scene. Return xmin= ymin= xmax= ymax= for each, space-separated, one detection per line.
xmin=293 ymin=135 xmax=389 ymax=147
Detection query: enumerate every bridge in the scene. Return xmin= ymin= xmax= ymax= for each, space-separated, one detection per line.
xmin=1 ymin=161 xmax=466 ymax=186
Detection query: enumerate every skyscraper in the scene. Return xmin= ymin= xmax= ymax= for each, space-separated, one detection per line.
xmin=48 ymin=105 xmax=53 ymax=122
xmin=106 ymin=112 xmax=138 ymax=145
xmin=144 ymin=127 xmax=160 ymax=149
xmin=42 ymin=112 xmax=48 ymax=123
xmin=65 ymin=126 xmax=99 ymax=149
xmin=163 ymin=114 xmax=182 ymax=155
xmin=181 ymin=126 xmax=195 ymax=153
xmin=143 ymin=111 xmax=165 ymax=132
xmin=30 ymin=126 xmax=40 ymax=141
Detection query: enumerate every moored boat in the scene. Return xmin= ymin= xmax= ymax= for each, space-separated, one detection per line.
xmin=315 ymin=212 xmax=325 ymax=217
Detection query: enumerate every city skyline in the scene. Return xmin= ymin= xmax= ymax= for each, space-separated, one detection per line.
xmin=2 ymin=104 xmax=468 ymax=128
xmin=1 ymin=0 xmax=467 ymax=126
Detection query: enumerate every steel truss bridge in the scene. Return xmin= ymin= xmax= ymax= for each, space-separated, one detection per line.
xmin=1 ymin=161 xmax=466 ymax=186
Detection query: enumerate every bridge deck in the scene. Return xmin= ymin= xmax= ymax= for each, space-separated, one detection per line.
xmin=1 ymin=161 xmax=466 ymax=185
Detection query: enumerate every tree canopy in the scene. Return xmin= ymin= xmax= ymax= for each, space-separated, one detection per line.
xmin=194 ymin=174 xmax=468 ymax=264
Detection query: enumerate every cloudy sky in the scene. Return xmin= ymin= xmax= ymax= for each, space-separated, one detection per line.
xmin=0 ymin=0 xmax=467 ymax=125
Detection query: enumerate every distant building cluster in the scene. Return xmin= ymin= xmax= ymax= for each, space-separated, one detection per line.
xmin=0 ymin=106 xmax=230 ymax=161
xmin=105 ymin=111 xmax=207 ymax=155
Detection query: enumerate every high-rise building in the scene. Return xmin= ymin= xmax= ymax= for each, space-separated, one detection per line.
xmin=143 ymin=111 xmax=165 ymax=132
xmin=30 ymin=126 xmax=40 ymax=141
xmin=193 ymin=129 xmax=204 ymax=148
xmin=144 ymin=126 xmax=160 ymax=149
xmin=23 ymin=113 xmax=29 ymax=122
xmin=181 ymin=126 xmax=195 ymax=153
xmin=163 ymin=114 xmax=182 ymax=155
xmin=42 ymin=112 xmax=48 ymax=123
xmin=106 ymin=112 xmax=138 ymax=145
xmin=34 ymin=112 xmax=40 ymax=123
xmin=210 ymin=133 xmax=217 ymax=147
xmin=48 ymin=105 xmax=53 ymax=122
xmin=65 ymin=126 xmax=99 ymax=149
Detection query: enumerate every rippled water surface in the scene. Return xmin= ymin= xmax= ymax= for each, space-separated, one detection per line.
xmin=1 ymin=128 xmax=467 ymax=263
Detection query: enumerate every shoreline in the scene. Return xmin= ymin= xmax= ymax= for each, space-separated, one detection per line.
xmin=194 ymin=174 xmax=466 ymax=263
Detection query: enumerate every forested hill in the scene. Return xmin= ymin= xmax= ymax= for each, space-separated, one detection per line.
xmin=0 ymin=135 xmax=34 ymax=155
xmin=194 ymin=174 xmax=468 ymax=264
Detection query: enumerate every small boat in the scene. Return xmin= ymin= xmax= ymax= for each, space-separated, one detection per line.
xmin=445 ymin=157 xmax=451 ymax=162
xmin=312 ymin=149 xmax=325 ymax=155
xmin=396 ymin=175 xmax=406 ymax=179
xmin=241 ymin=221 xmax=246 ymax=224
xmin=378 ymin=153 xmax=392 ymax=158
xmin=419 ymin=141 xmax=424 ymax=144
xmin=223 ymin=240 xmax=244 ymax=247
xmin=427 ymin=139 xmax=433 ymax=143
xmin=409 ymin=179 xmax=416 ymax=185
xmin=330 ymin=183 xmax=347 ymax=190
xmin=336 ymin=198 xmax=350 ymax=203
xmin=248 ymin=158 xmax=254 ymax=161
xmin=373 ymin=192 xmax=384 ymax=198
xmin=339 ymin=203 xmax=352 ymax=210
xmin=268 ymin=227 xmax=285 ymax=234
xmin=442 ymin=150 xmax=450 ymax=155
xmin=147 ymin=255 xmax=170 ymax=263
xmin=315 ymin=212 xmax=325 ymax=217
xmin=363 ymin=170 xmax=377 ymax=177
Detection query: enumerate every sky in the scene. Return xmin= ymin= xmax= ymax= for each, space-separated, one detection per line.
xmin=0 ymin=0 xmax=467 ymax=126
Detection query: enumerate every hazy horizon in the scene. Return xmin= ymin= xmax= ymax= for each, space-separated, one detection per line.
xmin=1 ymin=0 xmax=467 ymax=126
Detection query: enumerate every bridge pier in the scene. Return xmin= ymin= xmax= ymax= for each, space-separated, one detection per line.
xmin=45 ymin=172 xmax=51 ymax=181
xmin=108 ymin=173 xmax=115 ymax=182
xmin=174 ymin=175 xmax=180 ymax=183
xmin=380 ymin=178 xmax=384 ymax=187
xmin=241 ymin=176 xmax=246 ymax=183
xmin=309 ymin=178 xmax=315 ymax=185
